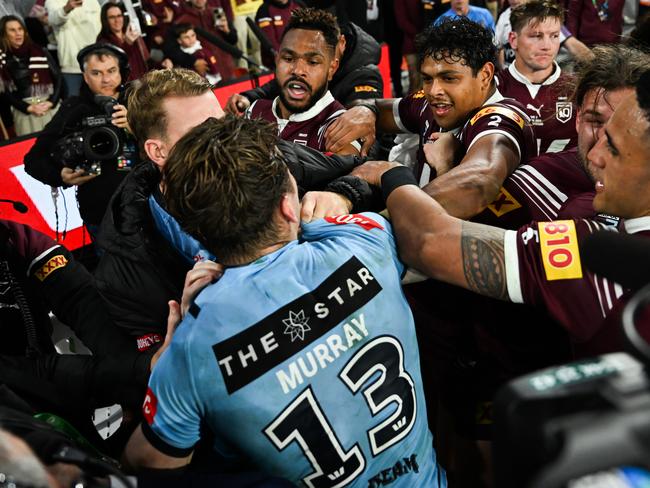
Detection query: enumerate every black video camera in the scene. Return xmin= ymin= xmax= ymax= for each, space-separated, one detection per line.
xmin=51 ymin=95 xmax=138 ymax=176
xmin=494 ymin=285 xmax=650 ymax=487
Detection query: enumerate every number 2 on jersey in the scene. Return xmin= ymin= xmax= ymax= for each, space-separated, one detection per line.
xmin=264 ymin=336 xmax=417 ymax=488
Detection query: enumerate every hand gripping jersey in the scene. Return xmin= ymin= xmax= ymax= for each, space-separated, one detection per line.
xmin=496 ymin=63 xmax=577 ymax=154
xmin=393 ymin=89 xmax=537 ymax=186
xmin=504 ymin=217 xmax=650 ymax=357
xmin=473 ymin=148 xmax=608 ymax=229
xmin=391 ymin=90 xmax=440 ymax=183
xmin=246 ymin=91 xmax=360 ymax=153
xmin=143 ymin=213 xmax=445 ymax=488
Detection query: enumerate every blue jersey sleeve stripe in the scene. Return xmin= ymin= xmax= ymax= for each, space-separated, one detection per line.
xmin=141 ymin=421 xmax=196 ymax=458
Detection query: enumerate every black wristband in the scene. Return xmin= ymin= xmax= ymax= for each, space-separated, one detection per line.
xmin=381 ymin=166 xmax=418 ymax=202
xmin=325 ymin=176 xmax=365 ymax=213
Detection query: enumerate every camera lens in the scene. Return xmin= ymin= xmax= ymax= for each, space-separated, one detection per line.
xmin=84 ymin=127 xmax=121 ymax=160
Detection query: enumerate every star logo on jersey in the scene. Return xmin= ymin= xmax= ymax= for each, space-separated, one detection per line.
xmin=556 ymin=101 xmax=573 ymax=124
xmin=282 ymin=310 xmax=311 ymax=342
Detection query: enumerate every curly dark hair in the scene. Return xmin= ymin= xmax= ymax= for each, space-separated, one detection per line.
xmin=281 ymin=7 xmax=340 ymax=54
xmin=416 ymin=17 xmax=497 ymax=76
xmin=163 ymin=115 xmax=291 ymax=264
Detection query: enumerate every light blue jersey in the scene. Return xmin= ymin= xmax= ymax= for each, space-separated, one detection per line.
xmin=144 ymin=213 xmax=446 ymax=487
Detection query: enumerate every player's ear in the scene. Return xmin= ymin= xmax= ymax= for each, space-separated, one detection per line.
xmin=479 ymin=61 xmax=494 ymax=90
xmin=328 ymin=55 xmax=339 ymax=81
xmin=280 ymin=194 xmax=299 ymax=225
xmin=508 ymin=30 xmax=518 ymax=50
xmin=144 ymin=138 xmax=168 ymax=169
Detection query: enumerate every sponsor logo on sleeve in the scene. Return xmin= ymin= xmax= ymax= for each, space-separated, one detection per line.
xmin=34 ymin=255 xmax=68 ymax=281
xmin=556 ymin=101 xmax=573 ymax=124
xmin=538 ymin=220 xmax=583 ymax=281
xmin=470 ymin=105 xmax=525 ymax=129
xmin=324 ymin=214 xmax=384 ymax=231
xmin=143 ymin=387 xmax=158 ymax=425
xmin=487 ymin=187 xmax=522 ymax=217
xmin=136 ymin=333 xmax=163 ymax=352
xmin=354 ymin=85 xmax=378 ymax=93
xmin=212 ymin=257 xmax=382 ymax=394
xmin=412 ymin=90 xmax=426 ymax=99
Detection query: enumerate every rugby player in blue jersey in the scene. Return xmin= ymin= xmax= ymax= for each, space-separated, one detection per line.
xmin=123 ymin=115 xmax=446 ymax=488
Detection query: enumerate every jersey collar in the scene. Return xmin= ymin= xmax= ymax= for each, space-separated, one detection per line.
xmin=483 ymin=87 xmax=505 ymax=106
xmin=623 ymin=216 xmax=650 ymax=234
xmin=508 ymin=60 xmax=562 ymax=87
xmin=272 ymin=90 xmax=335 ymax=123
xmin=148 ymin=192 xmax=217 ymax=264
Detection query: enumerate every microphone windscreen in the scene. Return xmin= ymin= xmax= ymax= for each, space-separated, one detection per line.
xmin=582 ymin=230 xmax=650 ymax=290
xmin=13 ymin=201 xmax=28 ymax=214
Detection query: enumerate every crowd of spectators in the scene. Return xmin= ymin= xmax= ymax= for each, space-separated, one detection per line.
xmin=2 ymin=0 xmax=650 ymax=487
xmin=1 ymin=0 xmax=647 ymax=138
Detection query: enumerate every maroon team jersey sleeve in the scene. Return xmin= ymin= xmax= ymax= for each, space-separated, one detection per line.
xmin=504 ymin=219 xmax=625 ymax=342
xmin=461 ymin=102 xmax=538 ymax=165
xmin=395 ymin=91 xmax=430 ymax=134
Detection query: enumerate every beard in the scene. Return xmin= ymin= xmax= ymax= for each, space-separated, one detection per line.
xmin=278 ymin=79 xmax=329 ymax=115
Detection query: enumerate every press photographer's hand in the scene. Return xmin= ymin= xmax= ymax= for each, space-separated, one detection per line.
xmin=61 ymin=167 xmax=97 ymax=186
xmin=112 ymin=103 xmax=131 ymax=132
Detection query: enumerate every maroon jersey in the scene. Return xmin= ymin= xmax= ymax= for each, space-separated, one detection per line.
xmin=496 ymin=64 xmax=577 ymax=154
xmin=255 ymin=0 xmax=303 ymax=67
xmin=246 ymin=91 xmax=355 ymax=152
xmin=567 ymin=0 xmax=625 ymax=46
xmin=395 ymin=89 xmax=537 ymax=184
xmin=504 ymin=218 xmax=650 ymax=356
xmin=192 ymin=46 xmax=220 ymax=76
xmin=393 ymin=91 xmax=441 ymax=182
xmin=458 ymin=91 xmax=538 ymax=169
xmin=473 ymin=148 xmax=603 ymax=229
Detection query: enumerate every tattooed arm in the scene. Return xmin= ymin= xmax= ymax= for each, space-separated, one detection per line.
xmin=387 ymin=183 xmax=510 ymax=301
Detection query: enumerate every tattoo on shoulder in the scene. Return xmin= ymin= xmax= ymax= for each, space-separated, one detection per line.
xmin=461 ymin=222 xmax=508 ymax=301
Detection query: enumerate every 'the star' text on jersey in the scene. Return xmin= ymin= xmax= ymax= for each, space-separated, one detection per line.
xmin=213 ymin=257 xmax=382 ymax=394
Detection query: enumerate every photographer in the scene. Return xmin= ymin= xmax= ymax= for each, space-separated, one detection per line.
xmin=24 ymin=43 xmax=138 ymax=239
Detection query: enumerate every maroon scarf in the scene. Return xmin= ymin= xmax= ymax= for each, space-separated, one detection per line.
xmin=0 ymin=42 xmax=54 ymax=99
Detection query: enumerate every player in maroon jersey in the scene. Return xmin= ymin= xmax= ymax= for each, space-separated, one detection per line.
xmin=347 ymin=18 xmax=538 ymax=219
xmin=245 ymin=8 xmax=359 ymax=155
xmin=397 ymin=45 xmax=650 ymax=445
xmin=357 ymin=69 xmax=650 ymax=357
xmin=475 ymin=44 xmax=650 ymax=230
xmin=496 ymin=0 xmax=578 ymax=154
